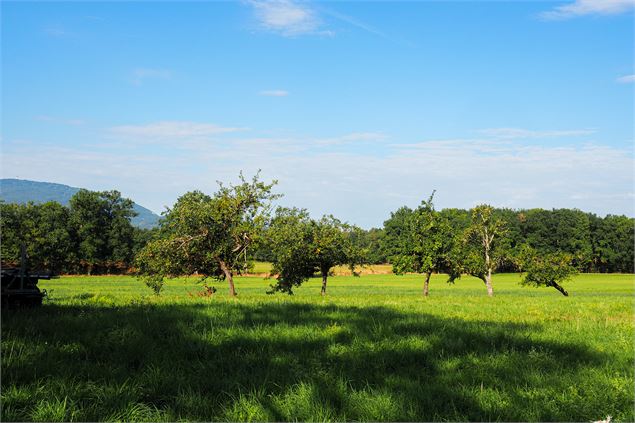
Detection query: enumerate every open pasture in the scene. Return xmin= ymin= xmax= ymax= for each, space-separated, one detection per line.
xmin=2 ymin=273 xmax=633 ymax=421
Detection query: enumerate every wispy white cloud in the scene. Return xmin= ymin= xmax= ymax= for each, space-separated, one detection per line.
xmin=616 ymin=74 xmax=635 ymax=83
xmin=478 ymin=127 xmax=596 ymax=139
xmin=250 ymin=0 xmax=322 ymax=36
xmin=540 ymin=0 xmax=635 ymax=20
xmin=130 ymin=68 xmax=172 ymax=85
xmin=5 ymin=124 xmax=632 ymax=226
xmin=110 ymin=121 xmax=246 ymax=140
xmin=320 ymin=6 xmax=413 ymax=46
xmin=259 ymin=89 xmax=289 ymax=97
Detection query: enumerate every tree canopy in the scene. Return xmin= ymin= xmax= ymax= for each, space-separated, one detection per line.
xmin=391 ymin=192 xmax=456 ymax=296
xmin=448 ymin=204 xmax=508 ymax=297
xmin=267 ymin=208 xmax=365 ymax=295
xmin=136 ymin=173 xmax=278 ymax=295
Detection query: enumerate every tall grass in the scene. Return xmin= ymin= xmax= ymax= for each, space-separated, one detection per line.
xmin=2 ymin=273 xmax=633 ymax=421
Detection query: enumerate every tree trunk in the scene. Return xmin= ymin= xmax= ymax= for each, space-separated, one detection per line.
xmin=219 ymin=260 xmax=237 ymax=297
xmin=423 ymin=272 xmax=431 ymax=296
xmin=485 ymin=269 xmax=494 ymax=297
xmin=321 ymin=271 xmax=328 ymax=296
xmin=549 ymin=281 xmax=569 ymax=296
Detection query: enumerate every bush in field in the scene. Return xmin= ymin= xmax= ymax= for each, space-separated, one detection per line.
xmin=135 ymin=173 xmax=278 ymax=296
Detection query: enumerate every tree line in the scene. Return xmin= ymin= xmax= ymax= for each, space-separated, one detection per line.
xmin=1 ymin=174 xmax=633 ymax=296
xmin=0 ymin=190 xmax=153 ymax=274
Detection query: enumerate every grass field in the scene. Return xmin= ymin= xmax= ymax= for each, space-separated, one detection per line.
xmin=2 ymin=273 xmax=633 ymax=421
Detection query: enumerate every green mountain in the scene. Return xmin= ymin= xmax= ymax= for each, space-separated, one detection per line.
xmin=0 ymin=179 xmax=161 ymax=229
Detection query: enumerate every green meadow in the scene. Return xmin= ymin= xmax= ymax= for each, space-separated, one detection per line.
xmin=2 ymin=273 xmax=634 ymax=422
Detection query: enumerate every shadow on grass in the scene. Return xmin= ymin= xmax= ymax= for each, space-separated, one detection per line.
xmin=1 ymin=301 xmax=628 ymax=421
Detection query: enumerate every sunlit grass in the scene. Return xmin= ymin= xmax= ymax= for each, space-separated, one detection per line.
xmin=2 ymin=273 xmax=633 ymax=421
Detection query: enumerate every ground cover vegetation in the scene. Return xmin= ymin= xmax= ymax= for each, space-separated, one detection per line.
xmin=1 ymin=274 xmax=633 ymax=422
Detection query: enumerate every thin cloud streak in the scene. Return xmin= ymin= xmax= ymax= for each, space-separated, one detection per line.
xmin=540 ymin=0 xmax=635 ymax=20
xmin=616 ymin=74 xmax=635 ymax=83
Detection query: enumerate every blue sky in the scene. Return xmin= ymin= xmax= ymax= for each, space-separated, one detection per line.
xmin=2 ymin=0 xmax=634 ymax=228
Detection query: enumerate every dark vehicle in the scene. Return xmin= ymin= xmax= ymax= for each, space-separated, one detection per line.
xmin=1 ymin=245 xmax=50 ymax=308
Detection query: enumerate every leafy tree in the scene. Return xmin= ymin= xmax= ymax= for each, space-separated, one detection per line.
xmin=69 ymin=190 xmax=109 ymax=273
xmin=312 ymin=215 xmax=363 ymax=295
xmin=267 ymin=208 xmax=316 ymax=294
xmin=0 ymin=201 xmax=74 ymax=273
xmin=0 ymin=202 xmax=24 ymax=265
xmin=28 ymin=202 xmax=75 ymax=272
xmin=267 ymin=210 xmax=364 ymax=295
xmin=69 ymin=189 xmax=137 ymax=274
xmin=382 ymin=206 xmax=415 ymax=263
xmin=391 ymin=191 xmax=455 ymax=296
xmin=449 ymin=204 xmax=507 ymax=297
xmin=519 ymin=247 xmax=577 ymax=296
xmin=102 ymin=191 xmax=137 ymax=269
xmin=136 ymin=173 xmax=278 ymax=296
xmin=590 ymin=215 xmax=634 ymax=273
xmin=359 ymin=227 xmax=388 ymax=264
xmin=521 ymin=208 xmax=593 ymax=270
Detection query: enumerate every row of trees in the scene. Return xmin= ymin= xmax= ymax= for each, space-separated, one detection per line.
xmin=135 ymin=175 xmax=365 ymax=296
xmin=369 ymin=206 xmax=634 ymax=274
xmin=0 ymin=191 xmax=152 ymax=274
xmin=2 ymin=173 xmax=632 ymax=297
xmin=135 ymin=175 xmax=627 ymax=297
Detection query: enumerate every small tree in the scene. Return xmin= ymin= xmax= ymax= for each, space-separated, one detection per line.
xmin=267 ymin=211 xmax=364 ymax=295
xmin=267 ymin=208 xmax=316 ymax=294
xmin=391 ymin=191 xmax=455 ymax=296
xmin=519 ymin=247 xmax=577 ymax=296
xmin=136 ymin=173 xmax=278 ymax=296
xmin=312 ymin=215 xmax=362 ymax=295
xmin=449 ymin=204 xmax=507 ymax=297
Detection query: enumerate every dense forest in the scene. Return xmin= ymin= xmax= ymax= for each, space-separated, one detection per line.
xmin=1 ymin=188 xmax=633 ymax=275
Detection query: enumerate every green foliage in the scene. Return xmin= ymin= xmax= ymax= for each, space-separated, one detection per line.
xmin=521 ymin=208 xmax=593 ymax=270
xmin=267 ymin=209 xmax=365 ymax=295
xmin=390 ymin=192 xmax=457 ymax=295
xmin=448 ymin=205 xmax=508 ymax=296
xmin=136 ymin=173 xmax=279 ymax=295
xmin=382 ymin=206 xmax=414 ymax=261
xmin=520 ymin=248 xmax=578 ymax=296
xmin=590 ymin=214 xmax=635 ymax=273
xmin=1 ymin=192 xmax=137 ymax=274
xmin=0 ymin=201 xmax=74 ymax=272
xmin=69 ymin=189 xmax=137 ymax=273
xmin=392 ymin=192 xmax=452 ymax=273
xmin=267 ymin=208 xmax=316 ymax=294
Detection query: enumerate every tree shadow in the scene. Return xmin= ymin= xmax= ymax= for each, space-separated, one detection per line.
xmin=1 ymin=301 xmax=627 ymax=421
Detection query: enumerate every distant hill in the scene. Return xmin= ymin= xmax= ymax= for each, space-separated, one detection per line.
xmin=0 ymin=179 xmax=161 ymax=229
